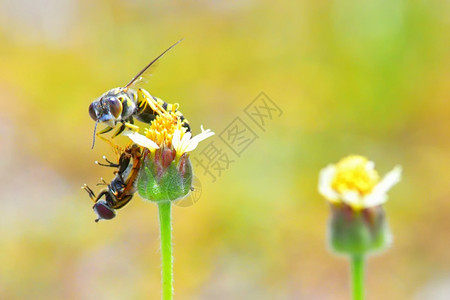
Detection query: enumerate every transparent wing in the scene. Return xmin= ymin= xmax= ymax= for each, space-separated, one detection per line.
xmin=124 ymin=39 xmax=183 ymax=90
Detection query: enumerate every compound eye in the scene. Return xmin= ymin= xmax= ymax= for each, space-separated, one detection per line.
xmin=107 ymin=97 xmax=122 ymax=118
xmin=88 ymin=102 xmax=98 ymax=121
xmin=93 ymin=200 xmax=116 ymax=222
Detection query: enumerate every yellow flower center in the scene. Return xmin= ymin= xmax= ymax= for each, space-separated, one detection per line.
xmin=145 ymin=112 xmax=185 ymax=148
xmin=331 ymin=155 xmax=379 ymax=195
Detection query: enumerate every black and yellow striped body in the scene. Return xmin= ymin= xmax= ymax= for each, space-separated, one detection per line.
xmin=132 ymin=88 xmax=191 ymax=132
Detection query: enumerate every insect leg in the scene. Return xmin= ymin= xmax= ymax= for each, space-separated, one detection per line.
xmin=97 ymin=126 xmax=114 ymax=135
xmin=111 ymin=121 xmax=139 ymax=139
xmin=111 ymin=123 xmax=126 ymax=138
xmin=95 ymin=156 xmax=119 ymax=168
xmin=95 ymin=178 xmax=109 ymax=186
xmin=82 ymin=184 xmax=96 ymax=201
xmin=96 ymin=134 xmax=121 ymax=150
xmin=111 ymin=123 xmax=126 ymax=139
xmin=124 ymin=122 xmax=139 ymax=131
xmin=137 ymin=88 xmax=167 ymax=115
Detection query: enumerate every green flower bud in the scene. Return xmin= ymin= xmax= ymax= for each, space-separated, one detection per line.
xmin=327 ymin=204 xmax=392 ymax=256
xmin=137 ymin=148 xmax=193 ymax=202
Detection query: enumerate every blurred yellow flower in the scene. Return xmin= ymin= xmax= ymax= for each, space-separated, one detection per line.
xmin=319 ymin=155 xmax=402 ymax=210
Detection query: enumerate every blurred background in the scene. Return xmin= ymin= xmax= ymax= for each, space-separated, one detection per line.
xmin=0 ymin=0 xmax=449 ymax=299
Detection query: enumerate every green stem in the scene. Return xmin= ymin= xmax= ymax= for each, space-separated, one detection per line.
xmin=158 ymin=201 xmax=173 ymax=300
xmin=351 ymin=255 xmax=365 ymax=300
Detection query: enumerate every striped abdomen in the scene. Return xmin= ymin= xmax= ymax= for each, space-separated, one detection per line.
xmin=135 ymin=89 xmax=191 ymax=132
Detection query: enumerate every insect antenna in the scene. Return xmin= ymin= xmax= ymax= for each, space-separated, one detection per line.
xmin=91 ymin=121 xmax=99 ymax=149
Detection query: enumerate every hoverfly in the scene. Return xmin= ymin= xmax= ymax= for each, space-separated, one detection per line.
xmin=83 ymin=144 xmax=142 ymax=222
xmin=88 ymin=40 xmax=191 ymax=148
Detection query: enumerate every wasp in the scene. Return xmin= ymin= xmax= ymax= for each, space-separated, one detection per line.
xmin=88 ymin=40 xmax=191 ymax=148
xmin=82 ymin=144 xmax=142 ymax=222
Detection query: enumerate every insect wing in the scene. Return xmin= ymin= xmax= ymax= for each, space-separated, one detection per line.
xmin=124 ymin=39 xmax=183 ymax=90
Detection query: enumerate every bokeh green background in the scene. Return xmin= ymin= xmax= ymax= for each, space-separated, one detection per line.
xmin=1 ymin=0 xmax=449 ymax=299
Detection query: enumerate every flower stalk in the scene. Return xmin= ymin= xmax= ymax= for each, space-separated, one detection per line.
xmin=351 ymin=254 xmax=365 ymax=300
xmin=158 ymin=201 xmax=173 ymax=300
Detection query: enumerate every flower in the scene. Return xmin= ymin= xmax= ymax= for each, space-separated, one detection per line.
xmin=319 ymin=155 xmax=401 ymax=255
xmin=319 ymin=155 xmax=402 ymax=210
xmin=124 ymin=112 xmax=214 ymax=157
xmin=124 ymin=111 xmax=214 ymax=202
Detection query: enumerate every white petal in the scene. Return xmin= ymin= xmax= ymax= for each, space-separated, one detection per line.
xmin=318 ymin=165 xmax=340 ymax=202
xmin=185 ymin=139 xmax=199 ymax=153
xmin=197 ymin=129 xmax=215 ymax=142
xmin=373 ymin=165 xmax=402 ymax=195
xmin=124 ymin=131 xmax=159 ymax=151
xmin=341 ymin=190 xmax=363 ymax=209
xmin=180 ymin=131 xmax=192 ymax=147
xmin=174 ymin=126 xmax=215 ymax=155
xmin=362 ymin=165 xmax=402 ymax=207
xmin=363 ymin=192 xmax=387 ymax=208
xmin=185 ymin=129 xmax=215 ymax=152
xmin=172 ymin=130 xmax=181 ymax=150
xmin=185 ymin=134 xmax=207 ymax=152
xmin=177 ymin=132 xmax=191 ymax=154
